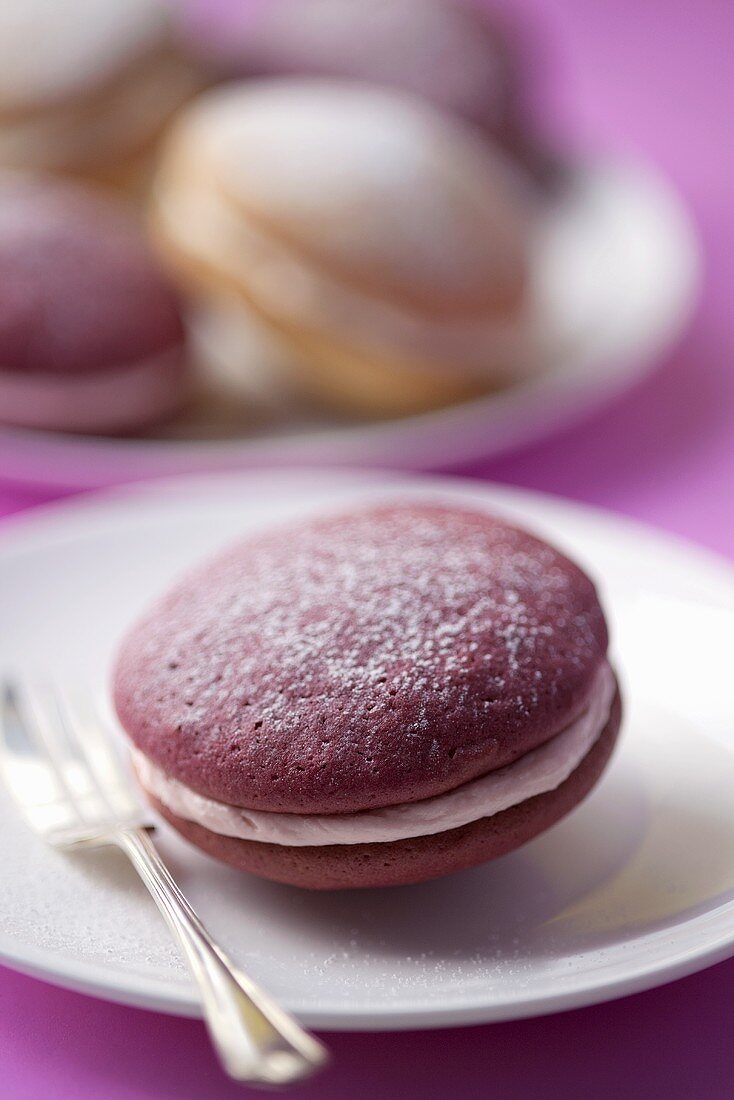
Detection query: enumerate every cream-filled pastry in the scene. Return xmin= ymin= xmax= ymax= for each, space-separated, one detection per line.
xmin=0 ymin=0 xmax=202 ymax=193
xmin=0 ymin=173 xmax=188 ymax=434
xmin=150 ymin=80 xmax=537 ymax=416
xmin=113 ymin=503 xmax=622 ymax=889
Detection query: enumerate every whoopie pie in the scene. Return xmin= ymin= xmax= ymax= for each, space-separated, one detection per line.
xmin=113 ymin=502 xmax=621 ymax=889
xmin=0 ymin=173 xmax=188 ymax=434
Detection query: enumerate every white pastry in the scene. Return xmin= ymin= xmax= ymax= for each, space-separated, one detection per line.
xmin=0 ymin=0 xmax=201 ymax=188
xmin=152 ymin=80 xmax=535 ymax=415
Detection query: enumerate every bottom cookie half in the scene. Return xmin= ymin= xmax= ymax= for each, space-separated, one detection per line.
xmin=148 ymin=688 xmax=622 ymax=890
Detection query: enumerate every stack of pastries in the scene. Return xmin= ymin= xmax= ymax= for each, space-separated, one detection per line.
xmin=0 ymin=0 xmax=549 ymax=433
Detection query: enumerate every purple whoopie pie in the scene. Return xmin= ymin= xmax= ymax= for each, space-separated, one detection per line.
xmin=113 ymin=502 xmax=621 ymax=889
xmin=0 ymin=173 xmax=187 ymax=434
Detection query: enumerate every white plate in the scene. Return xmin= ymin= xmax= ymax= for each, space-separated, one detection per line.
xmin=1 ymin=469 xmax=733 ymax=1030
xmin=0 ymin=158 xmax=698 ymax=489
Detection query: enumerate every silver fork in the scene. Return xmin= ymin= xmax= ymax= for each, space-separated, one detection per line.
xmin=0 ymin=678 xmax=329 ymax=1088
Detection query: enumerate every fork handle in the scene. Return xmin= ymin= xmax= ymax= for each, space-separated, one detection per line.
xmin=114 ymin=827 xmax=328 ymax=1086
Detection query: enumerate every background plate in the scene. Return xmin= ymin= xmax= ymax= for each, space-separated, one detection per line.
xmin=1 ymin=470 xmax=734 ymax=1029
xmin=0 ymin=158 xmax=698 ymax=489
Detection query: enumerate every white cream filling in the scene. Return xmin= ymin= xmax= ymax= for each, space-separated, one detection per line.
xmin=134 ymin=661 xmax=615 ymax=847
xmin=0 ymin=346 xmax=186 ymax=432
xmin=154 ymin=178 xmax=536 ymax=380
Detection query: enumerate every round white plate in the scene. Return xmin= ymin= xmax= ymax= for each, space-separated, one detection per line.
xmin=0 ymin=157 xmax=698 ymax=489
xmin=1 ymin=469 xmax=733 ymax=1030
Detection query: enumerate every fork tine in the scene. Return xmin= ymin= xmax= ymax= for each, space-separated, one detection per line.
xmin=1 ymin=677 xmax=88 ymax=833
xmin=54 ymin=686 xmax=141 ymax=820
xmin=9 ymin=677 xmax=124 ymax=820
xmin=11 ymin=679 xmax=78 ymax=803
xmin=1 ymin=674 xmax=150 ymax=844
xmin=89 ymin=692 xmax=146 ymax=816
xmin=0 ymin=681 xmax=31 ymax=758
xmin=24 ymin=677 xmax=101 ymax=823
xmin=0 ymin=681 xmax=56 ymax=801
xmin=50 ymin=685 xmax=119 ymax=819
xmin=1 ymin=680 xmax=40 ymax=761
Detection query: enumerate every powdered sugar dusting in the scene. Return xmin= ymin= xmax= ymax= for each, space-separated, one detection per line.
xmin=113 ymin=502 xmax=608 ymax=814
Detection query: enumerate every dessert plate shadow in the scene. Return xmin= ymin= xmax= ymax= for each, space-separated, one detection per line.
xmin=0 ymin=156 xmax=698 ymax=489
xmin=1 ymin=469 xmax=733 ymax=1029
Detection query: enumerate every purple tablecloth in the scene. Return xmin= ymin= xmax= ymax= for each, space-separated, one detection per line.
xmin=2 ymin=1 xmax=733 ymax=1096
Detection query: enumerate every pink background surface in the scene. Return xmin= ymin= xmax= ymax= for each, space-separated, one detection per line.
xmin=2 ymin=1 xmax=733 ymax=1096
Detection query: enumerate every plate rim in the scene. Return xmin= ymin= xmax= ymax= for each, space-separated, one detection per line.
xmin=1 ymin=467 xmax=733 ymax=1030
xmin=4 ymin=908 xmax=734 ymax=1030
